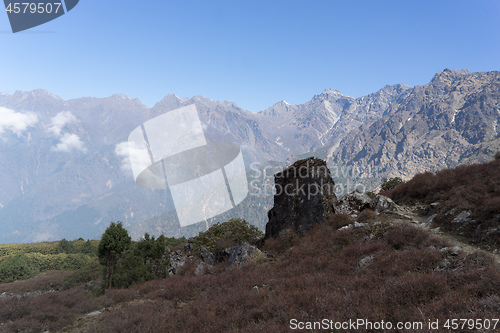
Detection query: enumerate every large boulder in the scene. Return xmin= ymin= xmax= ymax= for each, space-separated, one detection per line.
xmin=168 ymin=249 xmax=187 ymax=275
xmin=198 ymin=245 xmax=217 ymax=266
xmin=226 ymin=243 xmax=263 ymax=269
xmin=451 ymin=210 xmax=474 ymax=229
xmin=335 ymin=192 xmax=372 ymax=214
xmin=371 ymin=195 xmax=398 ymax=214
xmin=265 ymin=157 xmax=337 ymax=238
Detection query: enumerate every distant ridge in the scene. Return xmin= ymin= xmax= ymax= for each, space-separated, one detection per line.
xmin=0 ymin=69 xmax=499 ymax=242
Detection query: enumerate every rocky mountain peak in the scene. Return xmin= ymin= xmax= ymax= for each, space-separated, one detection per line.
xmin=313 ymin=89 xmax=348 ymax=102
xmin=110 ymin=93 xmax=133 ymax=100
xmin=322 ymin=88 xmax=343 ymax=95
xmin=13 ymin=89 xmax=63 ymax=100
xmin=375 ymin=83 xmax=412 ymax=96
xmin=431 ymin=68 xmax=471 ymax=83
xmin=268 ymin=99 xmax=292 ymax=110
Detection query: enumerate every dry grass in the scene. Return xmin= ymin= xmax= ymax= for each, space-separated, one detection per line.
xmin=2 ymin=221 xmax=498 ymax=332
xmin=0 ymin=270 xmax=72 ymax=295
xmin=384 ymin=159 xmax=500 ymax=244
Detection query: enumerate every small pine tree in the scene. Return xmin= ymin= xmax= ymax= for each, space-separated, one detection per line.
xmin=55 ymin=238 xmax=76 ymax=254
xmin=192 ymin=218 xmax=263 ymax=252
xmin=112 ymin=233 xmax=169 ymax=288
xmin=0 ymin=254 xmax=36 ymax=283
xmin=380 ymin=177 xmax=404 ymax=192
xmin=82 ymin=240 xmax=96 ymax=256
xmin=98 ymin=222 xmax=131 ymax=289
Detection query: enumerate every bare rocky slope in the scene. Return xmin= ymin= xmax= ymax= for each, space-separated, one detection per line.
xmin=328 ymin=69 xmax=500 ymax=183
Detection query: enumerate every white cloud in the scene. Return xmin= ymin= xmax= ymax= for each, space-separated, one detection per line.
xmin=47 ymin=111 xmax=86 ymax=153
xmin=47 ymin=111 xmax=77 ymax=136
xmin=0 ymin=107 xmax=38 ymax=136
xmin=52 ymin=133 xmax=87 ymax=153
xmin=115 ymin=141 xmax=151 ymax=176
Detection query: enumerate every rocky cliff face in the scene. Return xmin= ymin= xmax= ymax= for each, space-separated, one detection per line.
xmin=328 ymin=69 xmax=500 ymax=182
xmin=265 ymin=157 xmax=337 ymax=238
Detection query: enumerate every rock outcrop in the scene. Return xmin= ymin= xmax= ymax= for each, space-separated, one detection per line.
xmin=335 ymin=192 xmax=372 ymax=214
xmin=371 ymin=195 xmax=398 ymax=214
xmin=168 ymin=248 xmax=189 ymax=276
xmin=265 ymin=157 xmax=337 ymax=238
xmin=226 ymin=243 xmax=263 ymax=269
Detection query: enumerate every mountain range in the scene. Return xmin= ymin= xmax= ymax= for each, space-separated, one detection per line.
xmin=0 ymin=68 xmax=498 ymax=243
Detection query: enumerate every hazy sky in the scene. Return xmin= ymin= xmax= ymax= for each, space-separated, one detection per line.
xmin=1 ymin=0 xmax=499 ymax=111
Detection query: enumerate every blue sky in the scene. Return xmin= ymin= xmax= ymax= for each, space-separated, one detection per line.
xmin=1 ymin=0 xmax=499 ymax=111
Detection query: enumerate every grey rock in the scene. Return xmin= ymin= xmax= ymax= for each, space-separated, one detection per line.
xmin=440 ymin=246 xmax=462 ymax=256
xmin=194 ymin=262 xmax=208 ymax=276
xmin=265 ymin=157 xmax=337 ymax=238
xmin=358 ymin=255 xmax=374 ymax=268
xmin=184 ymin=240 xmax=194 ymax=253
xmin=87 ymin=311 xmax=102 ymax=316
xmin=335 ymin=192 xmax=372 ymax=214
xmin=450 ymin=246 xmax=462 ymax=256
xmin=451 ymin=210 xmax=472 ymax=229
xmin=168 ymin=250 xmax=187 ymax=275
xmin=422 ymin=214 xmax=438 ymax=225
xmin=227 ymin=243 xmax=262 ymax=269
xmin=371 ymin=195 xmax=398 ymax=214
xmin=198 ymin=245 xmax=217 ymax=266
xmin=429 ymin=202 xmax=440 ymax=210
xmin=339 ymin=222 xmax=366 ymax=230
xmin=440 ymin=258 xmax=452 ymax=268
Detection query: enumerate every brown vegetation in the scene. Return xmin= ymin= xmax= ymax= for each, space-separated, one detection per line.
xmin=384 ymin=159 xmax=500 ymax=244
xmin=1 ymin=221 xmax=499 ymax=332
xmin=0 ymin=270 xmax=72 ymax=295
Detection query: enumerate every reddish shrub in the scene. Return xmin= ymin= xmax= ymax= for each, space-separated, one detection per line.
xmin=1 ymin=223 xmax=499 ymax=332
xmin=357 ymin=209 xmax=378 ymax=222
xmin=386 ymin=160 xmax=500 ymax=245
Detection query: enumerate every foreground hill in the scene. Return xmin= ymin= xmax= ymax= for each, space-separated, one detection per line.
xmin=385 ymin=156 xmax=500 ymax=246
xmin=0 ymin=217 xmax=498 ymax=332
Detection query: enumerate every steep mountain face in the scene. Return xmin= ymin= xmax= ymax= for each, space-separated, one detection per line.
xmin=256 ymin=84 xmax=412 ymax=156
xmin=329 ymin=69 xmax=500 ymax=182
xmin=0 ymin=68 xmax=498 ymax=243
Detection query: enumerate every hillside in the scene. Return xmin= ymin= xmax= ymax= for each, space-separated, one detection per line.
xmin=385 ymin=156 xmax=500 ymax=246
xmin=0 ymin=158 xmax=499 ymax=332
xmin=0 ymin=239 xmax=98 ymax=283
xmin=0 ymin=217 xmax=498 ymax=332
